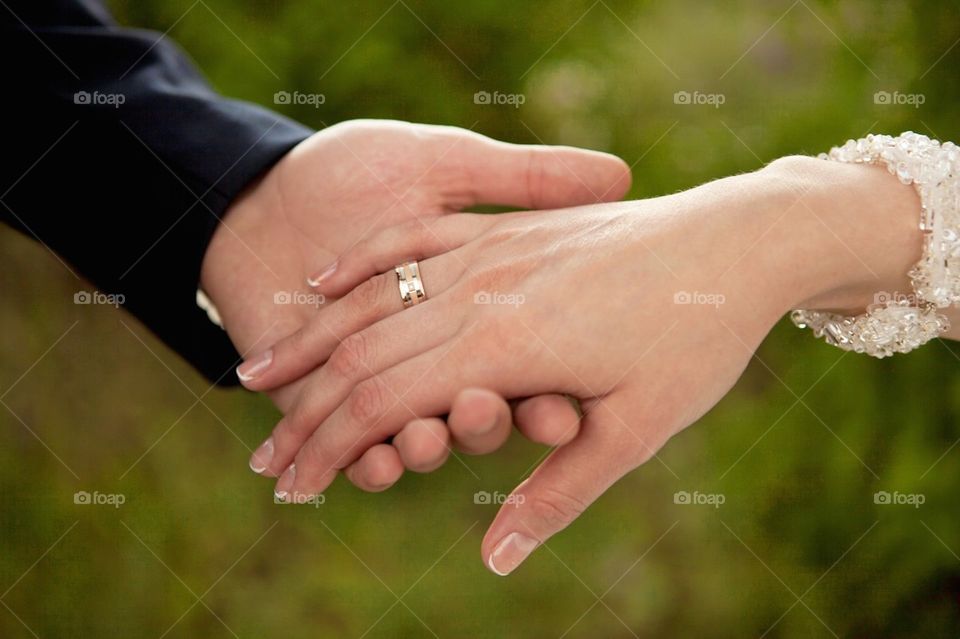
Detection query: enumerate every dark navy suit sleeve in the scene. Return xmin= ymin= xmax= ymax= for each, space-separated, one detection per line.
xmin=0 ymin=0 xmax=312 ymax=385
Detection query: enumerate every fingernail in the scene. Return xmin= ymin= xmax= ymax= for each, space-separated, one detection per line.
xmin=237 ymin=349 xmax=273 ymax=382
xmin=476 ymin=413 xmax=499 ymax=435
xmin=274 ymin=464 xmax=296 ymax=502
xmin=307 ymin=261 xmax=338 ymax=288
xmin=249 ymin=436 xmax=274 ymax=474
xmin=487 ymin=532 xmax=538 ymax=576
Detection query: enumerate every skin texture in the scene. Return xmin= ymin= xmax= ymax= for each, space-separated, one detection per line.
xmin=199 ymin=119 xmax=631 ymax=493
xmin=249 ymin=155 xmax=928 ymax=575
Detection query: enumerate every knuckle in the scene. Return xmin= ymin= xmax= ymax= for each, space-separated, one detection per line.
xmin=271 ymin=415 xmax=298 ymax=448
xmin=285 ymin=398 xmax=318 ymax=439
xmin=280 ymin=326 xmax=309 ymax=357
xmin=525 ymin=148 xmax=545 ymax=207
xmin=347 ymin=378 xmax=387 ymax=425
xmin=300 ymin=432 xmax=329 ymax=469
xmin=527 ymin=487 xmax=588 ymax=531
xmin=328 ymin=332 xmax=372 ymax=380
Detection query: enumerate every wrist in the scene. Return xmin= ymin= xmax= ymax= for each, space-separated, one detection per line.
xmin=201 ymin=171 xmax=276 ymax=291
xmin=753 ymin=155 xmax=923 ymax=316
xmin=199 ymin=164 xmax=291 ymax=352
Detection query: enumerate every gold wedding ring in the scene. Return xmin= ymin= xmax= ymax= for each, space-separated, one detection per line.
xmin=395 ymin=261 xmax=426 ymax=308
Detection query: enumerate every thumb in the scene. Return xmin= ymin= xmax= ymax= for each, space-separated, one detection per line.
xmin=452 ymin=133 xmax=632 ymax=209
xmin=481 ymin=398 xmax=649 ymax=576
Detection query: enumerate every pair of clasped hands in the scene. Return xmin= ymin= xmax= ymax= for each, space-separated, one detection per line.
xmin=200 ymin=119 xmax=915 ymax=575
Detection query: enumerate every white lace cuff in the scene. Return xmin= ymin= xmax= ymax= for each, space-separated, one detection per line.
xmin=791 ymin=132 xmax=958 ymax=357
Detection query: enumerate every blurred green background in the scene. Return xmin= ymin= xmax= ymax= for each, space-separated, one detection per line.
xmin=3 ymin=0 xmax=960 ymax=636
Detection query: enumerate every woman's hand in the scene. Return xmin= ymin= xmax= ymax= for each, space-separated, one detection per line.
xmin=248 ymin=155 xmax=922 ymax=574
xmin=199 ymin=119 xmax=631 ymax=488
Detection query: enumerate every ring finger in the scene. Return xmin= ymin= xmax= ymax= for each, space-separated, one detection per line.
xmin=237 ymin=215 xmax=494 ymax=391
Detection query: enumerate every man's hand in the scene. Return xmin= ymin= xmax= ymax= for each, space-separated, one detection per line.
xmin=199 ymin=119 xmax=631 ymax=487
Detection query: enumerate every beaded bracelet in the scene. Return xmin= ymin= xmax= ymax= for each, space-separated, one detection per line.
xmin=791 ymin=132 xmax=959 ymax=357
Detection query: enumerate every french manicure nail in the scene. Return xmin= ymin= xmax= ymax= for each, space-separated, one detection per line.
xmin=307 ymin=261 xmax=338 ymax=288
xmin=249 ymin=436 xmax=274 ymax=474
xmin=487 ymin=532 xmax=539 ymax=576
xmin=274 ymin=464 xmax=296 ymax=502
xmin=237 ymin=349 xmax=273 ymax=382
